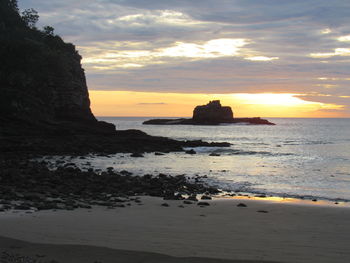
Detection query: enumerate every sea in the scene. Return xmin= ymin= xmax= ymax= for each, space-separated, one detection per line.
xmin=52 ymin=117 xmax=350 ymax=203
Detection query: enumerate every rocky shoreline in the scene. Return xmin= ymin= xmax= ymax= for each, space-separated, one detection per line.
xmin=0 ymin=158 xmax=220 ymax=212
xmin=0 ymin=129 xmax=230 ymax=156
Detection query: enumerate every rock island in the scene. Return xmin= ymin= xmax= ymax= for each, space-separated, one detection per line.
xmin=143 ymin=100 xmax=275 ymax=125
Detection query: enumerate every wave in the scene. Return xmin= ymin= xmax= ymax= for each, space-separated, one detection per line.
xmin=184 ymin=147 xmax=294 ymax=157
xmin=200 ymin=177 xmax=350 ymax=203
xmin=283 ymin=140 xmax=334 ymax=145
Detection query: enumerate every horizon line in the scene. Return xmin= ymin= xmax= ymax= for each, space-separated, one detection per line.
xmin=96 ymin=116 xmax=350 ymax=119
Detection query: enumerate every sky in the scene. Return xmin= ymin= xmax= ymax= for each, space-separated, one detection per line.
xmin=19 ymin=0 xmax=350 ymax=117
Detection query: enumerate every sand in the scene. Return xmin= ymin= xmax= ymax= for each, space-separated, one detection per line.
xmin=0 ymin=197 xmax=350 ymax=263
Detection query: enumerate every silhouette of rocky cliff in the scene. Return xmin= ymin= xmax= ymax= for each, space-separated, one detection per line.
xmin=0 ymin=0 xmax=115 ymax=136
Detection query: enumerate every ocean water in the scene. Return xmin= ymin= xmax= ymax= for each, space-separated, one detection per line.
xmin=63 ymin=117 xmax=350 ymax=202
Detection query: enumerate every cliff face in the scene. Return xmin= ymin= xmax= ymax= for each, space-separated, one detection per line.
xmin=0 ymin=1 xmax=114 ymax=135
xmin=193 ymin=100 xmax=234 ymax=123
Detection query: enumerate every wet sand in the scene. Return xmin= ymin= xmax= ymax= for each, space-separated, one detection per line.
xmin=1 ymin=197 xmax=350 ymax=263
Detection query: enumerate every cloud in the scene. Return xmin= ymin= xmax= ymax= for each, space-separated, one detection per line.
xmin=116 ymin=10 xmax=205 ymax=26
xmin=81 ymin=38 xmax=252 ymax=69
xmin=244 ymin=56 xmax=279 ymax=61
xmin=18 ymin=0 xmax=350 ymax=115
xmin=310 ymin=48 xmax=350 ymax=58
xmin=338 ymin=35 xmax=350 ymax=42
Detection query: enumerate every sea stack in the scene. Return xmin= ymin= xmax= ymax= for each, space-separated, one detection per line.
xmin=143 ymin=100 xmax=275 ymax=125
xmin=193 ymin=100 xmax=233 ymax=123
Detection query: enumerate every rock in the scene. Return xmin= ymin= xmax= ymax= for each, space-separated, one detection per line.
xmin=193 ymin=100 xmax=233 ymax=123
xmin=185 ymin=149 xmax=196 ymax=154
xmin=155 ymin=152 xmax=165 ymax=156
xmin=130 ymin=153 xmax=144 ymax=158
xmin=187 ymin=195 xmax=198 ymax=201
xmin=257 ymin=210 xmax=269 ymax=213
xmin=0 ymin=157 xmax=223 ymax=212
xmin=201 ymin=195 xmax=212 ymax=200
xmin=14 ymin=204 xmax=31 ymax=210
xmin=143 ymin=100 xmax=275 ymax=126
xmin=237 ymin=203 xmax=247 ymax=207
xmin=197 ymin=202 xmax=210 ymax=206
xmin=183 ymin=200 xmax=193 ymax=204
xmin=161 ymin=203 xmax=170 ymax=207
xmin=78 ymin=204 xmax=92 ymax=209
xmin=120 ymin=170 xmax=133 ymax=176
xmin=209 ymin=153 xmax=221 ymax=156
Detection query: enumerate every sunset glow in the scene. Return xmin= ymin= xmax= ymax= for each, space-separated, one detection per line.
xmin=90 ymin=91 xmax=345 ymax=118
xmin=233 ymin=93 xmax=308 ymax=106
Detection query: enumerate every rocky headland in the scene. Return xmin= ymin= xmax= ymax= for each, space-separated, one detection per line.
xmin=143 ymin=100 xmax=275 ymax=125
xmin=0 ymin=2 xmax=229 ymax=156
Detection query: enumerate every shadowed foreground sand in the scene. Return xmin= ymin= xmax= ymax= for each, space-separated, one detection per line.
xmin=0 ymin=236 xmax=277 ymax=263
xmin=0 ymin=197 xmax=350 ymax=263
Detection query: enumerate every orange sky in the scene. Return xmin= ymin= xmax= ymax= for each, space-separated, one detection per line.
xmin=89 ymin=91 xmax=346 ymax=118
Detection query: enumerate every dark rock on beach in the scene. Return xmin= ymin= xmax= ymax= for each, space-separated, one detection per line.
xmin=197 ymin=202 xmax=210 ymax=206
xmin=257 ymin=210 xmax=269 ymax=213
xmin=0 ymin=158 xmax=220 ymax=212
xmin=185 ymin=149 xmax=196 ymax=155
xmin=187 ymin=195 xmax=198 ymax=201
xmin=130 ymin=153 xmax=144 ymax=158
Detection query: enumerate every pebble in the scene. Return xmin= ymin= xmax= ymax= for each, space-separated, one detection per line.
xmin=197 ymin=202 xmax=210 ymax=206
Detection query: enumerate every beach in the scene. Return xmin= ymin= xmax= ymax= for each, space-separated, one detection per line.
xmin=1 ymin=197 xmax=350 ymax=263
xmin=2 ymin=2 xmax=350 ymax=263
